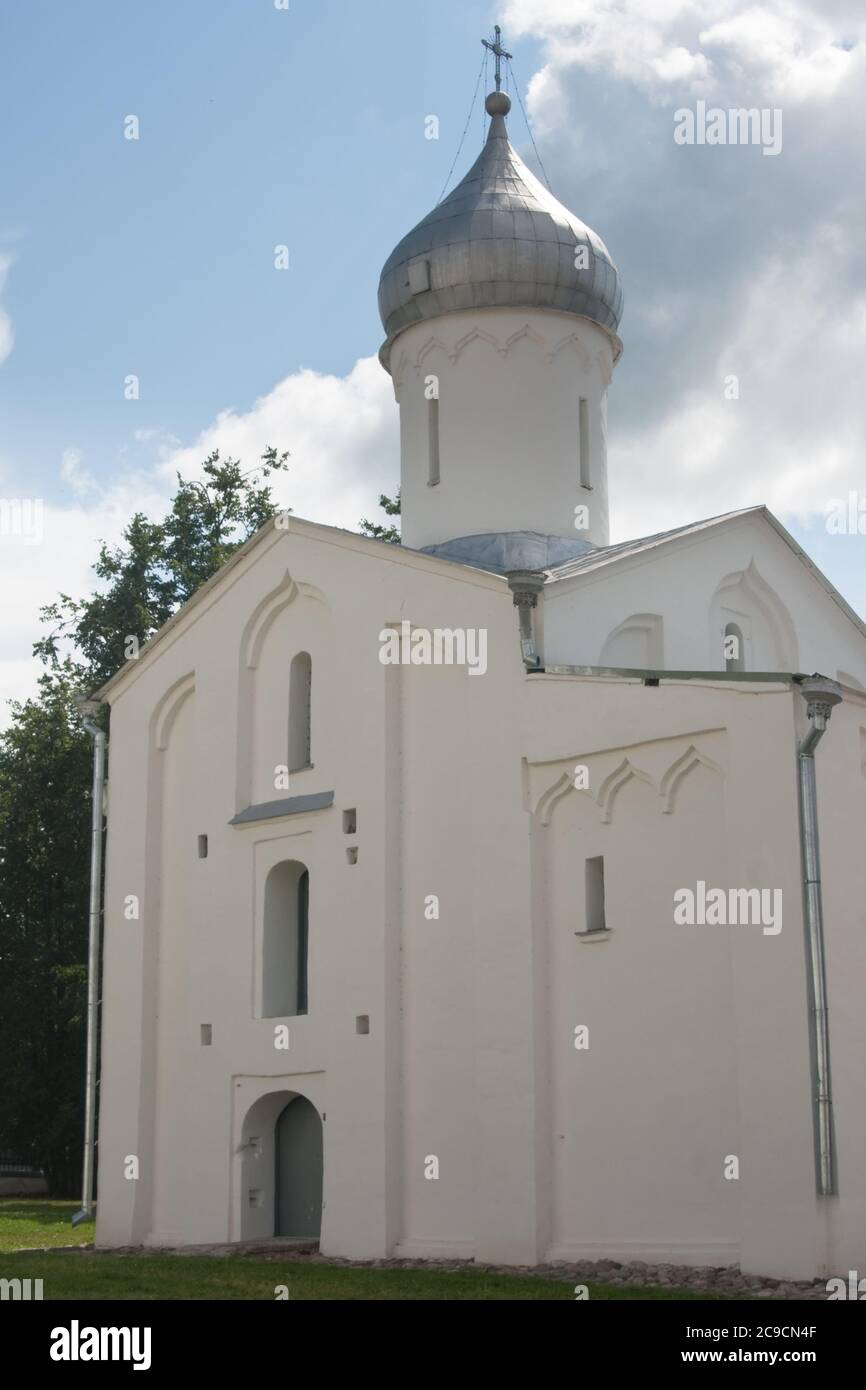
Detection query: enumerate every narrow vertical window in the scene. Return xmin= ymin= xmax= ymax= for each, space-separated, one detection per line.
xmin=262 ymin=860 xmax=309 ymax=1018
xmin=428 ymin=396 xmax=440 ymax=487
xmin=288 ymin=651 xmax=312 ymax=772
xmin=296 ymin=869 xmax=309 ymax=1015
xmin=585 ymin=856 xmax=606 ymax=933
xmin=578 ymin=398 xmax=591 ymax=489
xmin=724 ymin=622 xmax=745 ymax=672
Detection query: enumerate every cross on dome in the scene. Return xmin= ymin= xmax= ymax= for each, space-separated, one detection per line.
xmin=481 ymin=24 xmax=512 ymax=93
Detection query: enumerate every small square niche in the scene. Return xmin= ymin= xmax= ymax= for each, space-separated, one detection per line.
xmin=342 ymin=808 xmax=357 ymax=834
xmin=200 ymin=1024 xmax=213 ymax=1046
xmin=346 ymin=847 xmax=358 ymax=865
xmin=355 ymin=1015 xmax=370 ymax=1035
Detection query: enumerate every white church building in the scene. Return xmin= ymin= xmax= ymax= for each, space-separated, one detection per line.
xmin=94 ymin=82 xmax=866 ymax=1280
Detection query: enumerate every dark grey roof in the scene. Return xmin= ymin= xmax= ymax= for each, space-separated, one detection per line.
xmin=420 ymin=530 xmax=594 ymax=575
xmin=378 ymin=107 xmax=623 ymax=370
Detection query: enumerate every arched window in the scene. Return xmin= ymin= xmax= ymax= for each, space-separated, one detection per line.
xmin=724 ymin=622 xmax=745 ymax=672
xmin=288 ymin=651 xmax=312 ymax=772
xmin=262 ymin=861 xmax=309 ymax=1017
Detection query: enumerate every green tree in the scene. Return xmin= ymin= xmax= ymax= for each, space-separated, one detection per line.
xmin=35 ymin=448 xmax=290 ymax=688
xmin=0 ymin=448 xmax=290 ymax=1196
xmin=0 ymin=672 xmax=92 ymax=1195
xmin=358 ymin=490 xmax=401 ymax=544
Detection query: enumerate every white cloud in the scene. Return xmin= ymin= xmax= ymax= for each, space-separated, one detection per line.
xmin=610 ymin=231 xmax=866 ymax=539
xmin=0 ymin=355 xmax=399 ymax=726
xmin=160 ymin=354 xmax=399 ymax=531
xmin=499 ymin=0 xmax=866 ymax=572
xmin=60 ymin=447 xmax=98 ymax=495
xmin=0 ymin=472 xmax=170 ymax=725
xmin=504 ymin=0 xmax=864 ymax=104
xmin=698 ymin=8 xmax=857 ymax=102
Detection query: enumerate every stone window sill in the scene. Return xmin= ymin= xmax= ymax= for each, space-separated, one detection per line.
xmin=229 ymin=791 xmax=334 ymax=826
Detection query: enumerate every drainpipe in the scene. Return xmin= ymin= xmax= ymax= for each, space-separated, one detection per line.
xmin=506 ymin=570 xmax=545 ymax=670
xmin=796 ymin=675 xmax=842 ymax=1197
xmin=71 ymin=694 xmax=107 ymax=1226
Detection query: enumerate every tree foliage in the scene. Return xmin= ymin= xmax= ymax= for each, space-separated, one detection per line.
xmin=358 ymin=490 xmax=401 ymax=545
xmin=0 ymin=448 xmax=290 ymax=1195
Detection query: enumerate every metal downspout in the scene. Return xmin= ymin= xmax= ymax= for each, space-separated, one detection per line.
xmin=507 ymin=570 xmax=544 ymax=670
xmin=72 ymin=697 xmax=106 ymax=1225
xmin=796 ymin=676 xmax=842 ymax=1197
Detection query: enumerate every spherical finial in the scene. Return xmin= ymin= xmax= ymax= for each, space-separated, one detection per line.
xmin=485 ymin=90 xmax=511 ymax=117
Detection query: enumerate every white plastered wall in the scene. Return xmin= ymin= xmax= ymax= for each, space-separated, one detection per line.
xmin=543 ymin=512 xmax=866 ymax=683
xmin=95 ymin=520 xmax=866 ymax=1279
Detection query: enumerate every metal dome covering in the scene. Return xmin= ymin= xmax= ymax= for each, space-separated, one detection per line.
xmin=378 ymin=101 xmax=623 ymax=371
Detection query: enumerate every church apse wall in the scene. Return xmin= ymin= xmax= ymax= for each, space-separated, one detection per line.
xmin=805 ymin=691 xmax=866 ymax=1273
xmin=525 ymin=676 xmax=823 ymax=1277
xmin=542 ymin=742 xmax=741 ymax=1263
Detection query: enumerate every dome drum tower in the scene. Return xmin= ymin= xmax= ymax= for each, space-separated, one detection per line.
xmin=378 ymin=87 xmax=623 ymax=574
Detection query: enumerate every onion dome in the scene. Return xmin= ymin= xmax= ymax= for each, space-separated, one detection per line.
xmin=378 ymin=91 xmax=623 ymax=370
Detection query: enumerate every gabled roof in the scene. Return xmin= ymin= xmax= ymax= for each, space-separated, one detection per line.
xmin=544 ymin=505 xmax=866 ymax=645
xmin=544 ymin=508 xmax=758 ymax=581
xmin=92 ymin=512 xmax=507 ymax=701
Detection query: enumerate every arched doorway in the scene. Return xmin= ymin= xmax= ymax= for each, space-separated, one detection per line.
xmin=275 ymin=1095 xmax=323 ymax=1237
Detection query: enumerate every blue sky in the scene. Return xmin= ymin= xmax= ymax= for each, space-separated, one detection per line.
xmin=1 ymin=0 xmax=865 ymax=716
xmin=1 ymin=0 xmax=519 ymax=474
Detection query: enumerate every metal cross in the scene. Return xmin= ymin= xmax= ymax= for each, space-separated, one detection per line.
xmin=482 ymin=25 xmax=512 ymax=92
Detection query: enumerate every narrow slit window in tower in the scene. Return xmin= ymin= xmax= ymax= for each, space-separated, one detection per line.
xmin=579 ymin=397 xmax=591 ymax=489
xmin=428 ymin=396 xmax=440 ymax=487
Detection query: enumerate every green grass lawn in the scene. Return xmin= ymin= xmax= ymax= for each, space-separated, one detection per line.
xmin=0 ymin=1199 xmax=720 ymax=1300
xmin=0 ymin=1199 xmax=94 ymax=1253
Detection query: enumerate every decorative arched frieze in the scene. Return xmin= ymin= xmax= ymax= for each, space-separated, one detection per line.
xmin=550 ymin=331 xmax=593 ymax=373
xmin=533 ymin=741 xmax=725 ymax=827
xmin=536 ymin=769 xmax=585 ymax=827
xmin=404 ymin=320 xmax=608 ymax=373
xmin=414 ymin=335 xmax=451 ymax=370
xmin=450 ymin=324 xmax=502 ymax=363
xmin=503 ymin=323 xmax=551 ymax=361
xmin=391 ymin=349 xmax=411 ymax=392
xmin=596 ymin=758 xmax=657 ymax=825
xmin=152 ymin=672 xmax=195 ymax=751
xmin=659 ymin=744 xmax=724 ymax=815
xmin=593 ymin=348 xmax=613 ymax=388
